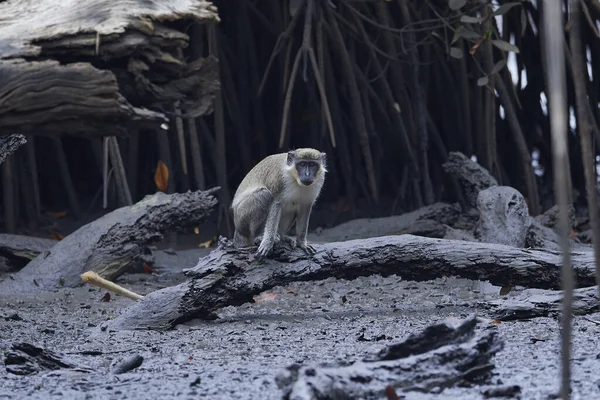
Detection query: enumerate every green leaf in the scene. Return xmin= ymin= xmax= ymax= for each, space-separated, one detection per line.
xmin=450 ymin=47 xmax=464 ymax=59
xmin=490 ymin=59 xmax=507 ymax=75
xmin=493 ymin=2 xmax=521 ymax=16
xmin=477 ymin=76 xmax=489 ymax=86
xmin=449 ymin=0 xmax=467 ymax=11
xmin=492 ymin=39 xmax=520 ymax=53
xmin=451 ymin=26 xmax=463 ymax=45
xmin=460 ymin=15 xmax=484 ymax=24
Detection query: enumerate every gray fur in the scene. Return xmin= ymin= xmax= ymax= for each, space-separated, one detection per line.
xmin=231 ymin=148 xmax=327 ymax=258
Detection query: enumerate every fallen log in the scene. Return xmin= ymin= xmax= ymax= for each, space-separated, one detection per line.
xmin=482 ymin=286 xmax=599 ymax=321
xmin=276 ymin=314 xmax=504 ymax=399
xmin=309 ymin=202 xmax=461 ymax=243
xmin=0 ymin=234 xmax=57 ymax=261
xmin=0 ymin=188 xmax=219 ymax=294
xmin=100 ymin=234 xmax=596 ymax=332
xmin=0 ymin=0 xmax=220 ymax=136
xmin=0 ymin=234 xmax=58 ymax=272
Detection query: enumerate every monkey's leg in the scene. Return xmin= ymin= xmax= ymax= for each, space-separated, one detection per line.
xmin=232 ymin=187 xmax=273 ymax=249
xmin=295 ymin=204 xmax=316 ymax=255
xmin=256 ymin=199 xmax=282 ymax=259
xmin=277 ymin=211 xmax=297 ymax=248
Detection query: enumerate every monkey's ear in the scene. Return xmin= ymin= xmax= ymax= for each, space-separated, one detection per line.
xmin=287 ymin=151 xmax=295 ymax=166
xmin=320 ymin=152 xmax=327 ymax=168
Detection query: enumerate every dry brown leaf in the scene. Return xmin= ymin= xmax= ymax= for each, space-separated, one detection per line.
xmin=49 ymin=232 xmax=64 ymax=241
xmin=154 ymin=160 xmax=169 ymax=192
xmin=490 ymin=319 xmax=501 ymax=324
xmin=287 ymin=289 xmax=295 ymax=294
xmin=253 ymin=292 xmax=278 ymax=303
xmin=199 ymin=237 xmax=216 ymax=248
xmin=143 ymin=263 xmax=157 ymax=274
xmin=101 ymin=293 xmax=111 ymax=302
xmin=47 ymin=211 xmax=68 ymax=219
xmin=194 ymin=227 xmax=200 ymax=234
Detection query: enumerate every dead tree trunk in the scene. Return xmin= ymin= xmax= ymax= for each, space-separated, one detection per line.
xmin=100 ymin=235 xmax=597 ymax=332
xmin=0 ymin=188 xmax=219 ymax=294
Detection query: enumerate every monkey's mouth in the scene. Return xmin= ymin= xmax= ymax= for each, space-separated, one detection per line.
xmin=299 ymin=179 xmax=314 ymax=186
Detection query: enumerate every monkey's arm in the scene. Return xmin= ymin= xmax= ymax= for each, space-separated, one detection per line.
xmin=295 ymin=204 xmax=316 ymax=254
xmin=256 ymin=200 xmax=282 ymax=258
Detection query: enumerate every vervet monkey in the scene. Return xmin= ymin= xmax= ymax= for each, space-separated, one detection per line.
xmin=231 ymin=148 xmax=327 ymax=258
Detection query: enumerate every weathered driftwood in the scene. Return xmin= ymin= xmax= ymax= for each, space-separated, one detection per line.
xmin=309 ymin=202 xmax=461 ymax=243
xmin=100 ymin=234 xmax=596 ymax=332
xmin=276 ymin=315 xmax=504 ymax=399
xmin=0 ymin=189 xmax=219 ymax=294
xmin=442 ymin=151 xmax=498 ymax=208
xmin=0 ymin=135 xmax=27 ymax=164
xmin=483 ymin=286 xmax=599 ymax=321
xmin=4 ymin=343 xmax=75 ymax=375
xmin=0 ymin=234 xmax=58 ymax=261
xmin=0 ymin=0 xmax=220 ymax=135
xmin=475 ymin=186 xmax=531 ymax=248
xmin=0 ymin=234 xmax=58 ymax=272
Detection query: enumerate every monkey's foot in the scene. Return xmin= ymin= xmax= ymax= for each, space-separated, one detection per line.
xmin=297 ymin=241 xmax=316 ymax=255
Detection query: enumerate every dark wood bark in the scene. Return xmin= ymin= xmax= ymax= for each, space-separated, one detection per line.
xmin=100 ymin=234 xmax=597 ymax=332
xmin=4 ymin=343 xmax=76 ymax=376
xmin=0 ymin=0 xmax=220 ymax=136
xmin=0 ymin=188 xmax=219 ymax=294
xmin=276 ymin=315 xmax=503 ymax=399
xmin=442 ymin=152 xmax=498 ymax=209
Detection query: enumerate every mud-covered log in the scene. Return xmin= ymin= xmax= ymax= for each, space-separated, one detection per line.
xmin=101 ymin=234 xmax=596 ymax=332
xmin=0 ymin=234 xmax=58 ymax=272
xmin=0 ymin=0 xmax=220 ymax=135
xmin=276 ymin=315 xmax=504 ymax=399
xmin=4 ymin=343 xmax=76 ymax=376
xmin=0 ymin=188 xmax=219 ymax=294
xmin=442 ymin=151 xmax=498 ymax=208
xmin=484 ymin=286 xmax=599 ymax=321
xmin=309 ymin=202 xmax=461 ymax=243
xmin=0 ymin=135 xmax=27 ymax=164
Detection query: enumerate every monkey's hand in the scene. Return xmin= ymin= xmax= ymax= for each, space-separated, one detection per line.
xmin=255 ymin=237 xmax=275 ymax=259
xmin=296 ymin=240 xmax=316 ymax=255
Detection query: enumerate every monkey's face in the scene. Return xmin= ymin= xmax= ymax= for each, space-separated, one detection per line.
xmin=295 ymin=160 xmax=321 ymax=186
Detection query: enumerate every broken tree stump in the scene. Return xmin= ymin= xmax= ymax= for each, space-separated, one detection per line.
xmin=100 ymin=234 xmax=596 ymax=332
xmin=276 ymin=315 xmax=504 ymax=399
xmin=475 ymin=186 xmax=531 ymax=248
xmin=0 ymin=188 xmax=219 ymax=294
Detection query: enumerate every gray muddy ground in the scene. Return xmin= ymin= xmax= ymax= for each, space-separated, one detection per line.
xmin=1 ymin=239 xmax=600 ymax=399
